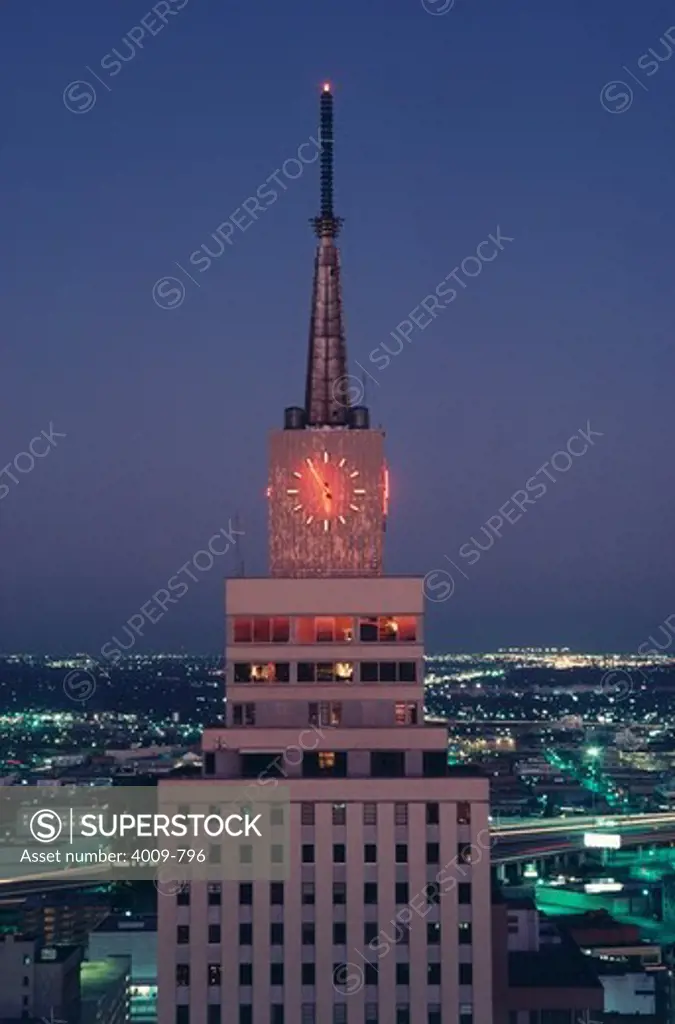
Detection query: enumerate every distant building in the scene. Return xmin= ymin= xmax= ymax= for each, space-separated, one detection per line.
xmin=89 ymin=915 xmax=157 ymax=1023
xmin=0 ymin=934 xmax=82 ymax=1022
xmin=81 ymin=956 xmax=131 ymax=1024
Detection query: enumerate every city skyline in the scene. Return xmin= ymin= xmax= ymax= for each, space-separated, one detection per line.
xmin=3 ymin=0 xmax=674 ymax=654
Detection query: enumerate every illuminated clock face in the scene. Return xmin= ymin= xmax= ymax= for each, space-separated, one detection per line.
xmin=286 ymin=451 xmax=366 ymax=531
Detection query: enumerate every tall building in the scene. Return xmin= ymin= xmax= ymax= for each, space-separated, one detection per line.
xmin=158 ymin=85 xmax=493 ymax=1024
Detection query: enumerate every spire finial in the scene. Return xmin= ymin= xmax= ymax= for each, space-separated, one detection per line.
xmin=312 ymin=82 xmax=342 ymax=239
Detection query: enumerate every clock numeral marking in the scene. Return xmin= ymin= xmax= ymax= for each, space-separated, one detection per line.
xmin=293 ymin=471 xmax=302 ymax=479
xmin=349 ymin=504 xmax=360 ymax=512
xmin=338 ymin=515 xmax=346 ymax=525
xmin=306 ymin=515 xmax=314 ymax=525
xmin=349 ymin=470 xmax=359 ymax=478
xmin=338 ymin=458 xmax=346 ymax=468
xmin=323 ymin=450 xmax=329 ymax=463
xmin=353 ymin=488 xmax=366 ymax=495
xmin=286 ymin=488 xmax=299 ymax=495
xmin=323 ymin=519 xmax=330 ymax=531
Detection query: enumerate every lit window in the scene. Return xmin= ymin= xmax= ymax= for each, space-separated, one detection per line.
xmin=233 ymin=618 xmax=252 ymax=643
xmin=271 ymin=617 xmax=290 ymax=642
xmin=252 ymin=618 xmax=271 ymax=643
xmin=335 ymin=662 xmax=353 ymax=682
xmin=395 ymin=703 xmax=417 ymax=725
xmin=332 ymin=803 xmax=346 ymax=825
xmin=335 ymin=617 xmax=354 ymax=642
xmin=296 ymin=617 xmax=316 ymax=643
xmin=318 ymin=752 xmax=336 ymax=770
xmin=316 ymin=617 xmax=335 ymax=642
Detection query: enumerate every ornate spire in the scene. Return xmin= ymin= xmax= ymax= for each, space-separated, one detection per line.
xmin=304 ymin=84 xmax=349 ymax=427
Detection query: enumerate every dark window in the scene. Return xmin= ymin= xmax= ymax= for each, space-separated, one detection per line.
xmin=177 ymin=925 xmax=189 ymax=944
xmin=303 ymin=924 xmax=315 ymax=944
xmin=426 ymin=843 xmax=440 ymax=864
xmin=234 ymin=663 xmax=251 ymax=682
xmin=233 ymin=703 xmax=256 ymax=726
xmin=458 ymin=883 xmax=472 ymax=904
xmin=364 ymin=921 xmax=378 ymax=943
xmin=301 ymin=802 xmax=315 ymax=825
xmin=459 ymin=963 xmax=473 ymax=985
xmin=396 ymin=882 xmax=409 ymax=904
xmin=427 ymin=922 xmax=441 ymax=944
xmin=365 ymin=1006 xmax=378 ymax=1023
xmin=270 ymin=963 xmax=284 ymax=985
xmin=208 ymin=964 xmax=221 ymax=986
xmin=204 ymin=752 xmax=215 ymax=775
xmin=458 ymin=843 xmax=472 ymax=863
xmin=176 ymin=964 xmax=190 ymax=986
xmin=396 ymin=1007 xmax=410 ymax=1024
xmin=360 ymin=618 xmax=378 ymax=642
xmin=239 ymin=963 xmax=253 ymax=986
xmin=239 ymin=883 xmax=253 ymax=905
xmin=333 ymin=844 xmax=346 ymax=863
xmin=332 ymin=803 xmax=347 ymax=825
xmin=427 ymin=963 xmax=441 ymax=985
xmin=361 ymin=661 xmax=379 ymax=682
xmin=239 ymin=923 xmax=252 ymax=945
xmin=241 ymin=753 xmax=287 ymax=779
xmin=333 ymin=922 xmax=346 ymax=944
xmin=302 ymin=882 xmax=315 ymax=905
xmin=363 ymin=803 xmax=377 ymax=824
xmin=333 ymin=882 xmax=347 ymax=904
xmin=302 ymin=844 xmax=315 ymax=863
xmin=426 ymin=803 xmax=440 ymax=825
xmin=379 ymin=661 xmax=397 ymax=681
xmin=177 ymin=885 xmax=190 ymax=906
xmin=423 ymin=752 xmax=447 ymax=777
xmin=395 ymin=844 xmax=408 ymax=863
xmin=457 ymin=801 xmax=471 ymax=824
xmin=207 ymin=1007 xmax=220 ymax=1024
xmin=271 ymin=1006 xmax=284 ymax=1024
xmin=364 ymin=882 xmax=378 ymax=904
xmin=298 ymin=662 xmax=315 ymax=682
xmin=270 ymin=923 xmax=284 ymax=944
xmin=208 ymin=924 xmax=221 ymax=944
xmin=301 ymin=963 xmax=316 ymax=985
xmin=239 ymin=1009 xmax=252 ymax=1024
xmin=176 ymin=1009 xmax=190 ymax=1024
xmin=396 ymin=963 xmax=410 ymax=985
xmin=270 ymin=882 xmax=284 ymax=905
xmin=399 ymin=661 xmax=416 ymax=682
xmin=208 ymin=883 xmax=221 ymax=905
xmin=459 ymin=922 xmax=472 ymax=944
xmin=365 ymin=963 xmax=379 ymax=985
xmin=365 ymin=844 xmax=377 ymax=863
xmin=426 ymin=882 xmax=441 ymax=905
xmin=428 ymin=1008 xmax=442 ymax=1024
xmin=371 ymin=751 xmax=405 ymax=778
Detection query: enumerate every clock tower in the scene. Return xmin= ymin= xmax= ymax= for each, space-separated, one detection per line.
xmin=268 ymin=84 xmax=388 ymax=577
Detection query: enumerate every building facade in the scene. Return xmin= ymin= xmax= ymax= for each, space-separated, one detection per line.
xmin=157 ymin=85 xmax=493 ymax=1024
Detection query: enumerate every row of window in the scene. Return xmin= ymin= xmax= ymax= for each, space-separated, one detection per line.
xmin=222 ymin=751 xmax=452 ymax=779
xmin=232 ymin=616 xmax=418 ymax=645
xmin=177 ymin=881 xmax=472 ymax=908
xmin=232 ymin=661 xmax=417 ymax=683
xmin=231 ymin=701 xmax=419 ymax=727
xmin=176 ymin=961 xmax=474 ymax=987
xmin=177 ymin=921 xmax=472 ymax=947
xmin=176 ymin=1005 xmax=473 ymax=1024
xmin=298 ymin=842 xmax=473 ymax=865
xmin=298 ymin=801 xmax=470 ymax=826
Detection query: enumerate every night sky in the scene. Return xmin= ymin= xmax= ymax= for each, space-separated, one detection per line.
xmin=2 ymin=0 xmax=674 ymax=655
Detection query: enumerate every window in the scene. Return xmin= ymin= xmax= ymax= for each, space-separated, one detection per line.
xmin=364 ymin=882 xmax=378 ymax=904
xmin=301 ymin=1006 xmax=315 ymax=1024
xmin=428 ymin=1006 xmax=442 ymax=1024
xmin=296 ymin=616 xmax=354 ymax=643
xmin=176 ymin=925 xmax=189 ymax=944
xmin=396 ymin=1007 xmax=411 ymax=1024
xmin=234 ymin=662 xmax=290 ymax=683
xmin=332 ymin=803 xmax=346 ymax=825
xmin=396 ymin=963 xmax=410 ymax=985
xmin=427 ymin=963 xmax=441 ymax=985
xmin=309 ymin=702 xmax=342 ymax=726
xmin=459 ymin=963 xmax=473 ymax=985
xmin=458 ymin=843 xmax=472 ymax=864
xmin=239 ymin=1008 xmax=252 ymax=1024
xmin=458 ymin=883 xmax=472 ymax=905
xmin=208 ymin=964 xmax=221 ymax=986
xmin=459 ymin=922 xmax=472 ymax=944
xmin=232 ymin=703 xmax=256 ymax=726
xmin=270 ymin=963 xmax=284 ymax=986
xmin=457 ymin=801 xmax=471 ymax=825
xmin=395 ymin=844 xmax=408 ymax=863
xmin=333 ymin=882 xmax=347 ymax=904
xmin=177 ymin=1009 xmax=190 ymax=1024
xmin=395 ymin=882 xmax=409 ymax=904
xmin=239 ymin=882 xmax=253 ymax=905
xmin=426 ymin=882 xmax=440 ymax=905
xmin=423 ymin=752 xmax=448 ymax=776
xmin=177 ymin=885 xmax=190 ymax=906
xmin=360 ymin=661 xmax=417 ymax=682
xmin=302 ymin=963 xmax=316 ymax=985
xmin=371 ymin=751 xmax=405 ymax=777
xmin=358 ymin=616 xmax=416 ymax=642
xmin=208 ymin=883 xmax=221 ymax=905
xmin=303 ymin=923 xmax=315 ymax=944
xmin=426 ymin=843 xmax=440 ymax=864
xmin=270 ymin=882 xmax=284 ymax=904
xmin=301 ymin=803 xmax=315 ymax=825
xmin=270 ymin=923 xmax=284 ymax=944
xmin=426 ymin=802 xmax=440 ymax=824
xmin=334 ymin=1006 xmax=347 ymax=1024
xmin=365 ymin=1005 xmax=378 ymax=1022
xmin=208 ymin=924 xmax=221 ymax=944
xmin=333 ymin=843 xmax=346 ymax=863
xmin=239 ymin=923 xmax=252 ymax=945
xmin=239 ymin=963 xmax=253 ymax=986
xmin=233 ymin=616 xmax=290 ymax=643
xmin=460 ymin=1010 xmax=474 ymax=1024
xmin=394 ymin=802 xmax=408 ymax=825
xmin=364 ymin=843 xmax=377 ymax=863
xmin=302 ymin=882 xmax=315 ymax=905
xmin=427 ymin=922 xmax=440 ymax=944
xmin=204 ymin=752 xmax=215 ymax=775
xmin=365 ymin=963 xmax=379 ymax=985
xmin=333 ymin=922 xmax=346 ymax=944
xmin=363 ymin=803 xmax=377 ymax=825
xmin=364 ymin=922 xmax=378 ymax=943
xmin=176 ymin=964 xmax=190 ymax=986
xmin=301 ymin=660 xmax=354 ymax=684
xmin=395 ymin=702 xmax=417 ymax=724
xmin=302 ymin=845 xmax=315 ymax=864
xmin=271 ymin=1006 xmax=284 ymax=1024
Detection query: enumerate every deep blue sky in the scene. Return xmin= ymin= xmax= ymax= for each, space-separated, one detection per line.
xmin=2 ymin=0 xmax=674 ymax=654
